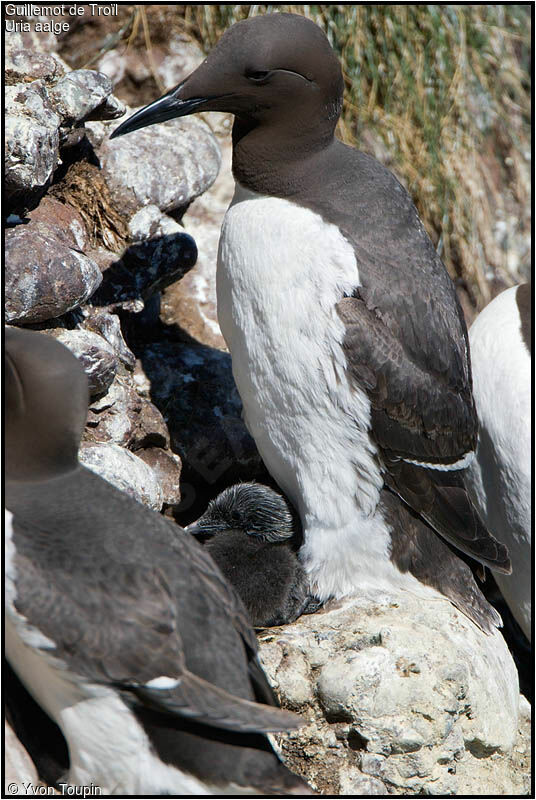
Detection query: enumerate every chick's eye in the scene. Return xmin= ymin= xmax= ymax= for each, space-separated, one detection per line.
xmin=245 ymin=70 xmax=271 ymax=82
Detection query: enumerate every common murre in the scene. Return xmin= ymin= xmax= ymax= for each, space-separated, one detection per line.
xmin=464 ymin=285 xmax=532 ymax=641
xmin=187 ymin=483 xmax=320 ymax=627
xmin=5 ymin=326 xmax=312 ymax=795
xmin=110 ymin=12 xmax=510 ymax=632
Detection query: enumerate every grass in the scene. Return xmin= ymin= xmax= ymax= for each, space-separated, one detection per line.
xmin=177 ymin=4 xmax=531 ymax=309
xmin=62 ymin=4 xmax=530 ymax=309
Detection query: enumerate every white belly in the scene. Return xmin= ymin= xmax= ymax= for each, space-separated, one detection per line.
xmin=216 ymin=187 xmax=438 ymax=601
xmin=464 ymin=287 xmax=532 ymax=640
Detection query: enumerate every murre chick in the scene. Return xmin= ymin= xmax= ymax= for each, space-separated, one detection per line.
xmin=5 ymin=326 xmax=312 ymax=795
xmin=110 ymin=12 xmax=510 ymax=632
xmin=187 ymin=483 xmax=320 ymax=627
xmin=463 ymin=285 xmax=532 ymax=641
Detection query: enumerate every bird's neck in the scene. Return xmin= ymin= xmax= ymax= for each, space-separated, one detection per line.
xmin=231 ymin=116 xmax=337 ymax=198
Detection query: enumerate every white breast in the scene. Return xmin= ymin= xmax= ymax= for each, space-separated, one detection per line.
xmin=216 ymin=187 xmax=439 ymax=602
xmin=464 ymin=286 xmax=532 ymax=640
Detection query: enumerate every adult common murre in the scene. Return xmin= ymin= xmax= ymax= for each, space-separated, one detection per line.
xmin=5 ymin=326 xmax=312 ymax=795
xmin=110 ymin=12 xmax=510 ymax=632
xmin=464 ymin=285 xmax=532 ymax=641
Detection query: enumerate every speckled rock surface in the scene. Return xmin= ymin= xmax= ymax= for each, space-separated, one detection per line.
xmin=5 ymin=220 xmax=102 ymax=325
xmin=259 ymin=593 xmax=529 ymax=796
xmin=5 ymin=81 xmax=61 ymax=210
xmin=48 ymin=329 xmax=118 ymax=397
xmin=84 ymin=374 xmax=169 ymax=451
xmin=101 ymin=114 xmax=221 ymax=217
xmin=81 ymin=307 xmax=136 ymax=371
xmin=5 ymin=62 xmax=123 ymax=214
xmin=27 ymin=196 xmax=89 ymax=251
xmin=136 ymin=447 xmax=182 ymax=509
xmin=49 ymin=69 xmax=124 ymax=127
xmin=79 ymin=442 xmax=164 ymax=511
xmin=5 ymin=48 xmax=64 ymax=85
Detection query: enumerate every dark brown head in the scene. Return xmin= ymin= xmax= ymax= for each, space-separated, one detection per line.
xmin=110 ymin=13 xmax=343 ymax=157
xmin=5 ymin=327 xmax=88 ymax=482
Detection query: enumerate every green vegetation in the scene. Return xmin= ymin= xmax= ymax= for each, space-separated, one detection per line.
xmin=179 ymin=4 xmax=531 ymax=308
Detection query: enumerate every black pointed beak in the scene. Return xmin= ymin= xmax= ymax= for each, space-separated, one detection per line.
xmin=184 ymin=522 xmax=204 ymax=537
xmin=109 ymin=83 xmax=227 ymax=139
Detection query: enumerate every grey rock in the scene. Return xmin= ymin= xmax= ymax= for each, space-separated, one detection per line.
xmin=49 ymin=329 xmax=118 ymax=397
xmin=5 ymin=220 xmax=102 ymax=325
xmin=259 ymin=641 xmax=314 ymax=709
xmin=128 ymin=205 xmax=184 ymax=241
xmin=136 ymin=447 xmax=182 ymax=508
xmin=5 ymin=48 xmax=64 ymax=84
xmin=5 ymin=81 xmax=60 ymax=210
xmin=81 ymin=307 xmax=136 ymax=371
xmin=84 ymin=374 xmax=169 ymax=451
xmin=79 ymin=442 xmax=163 ymax=511
xmin=4 ymin=719 xmax=39 ymax=795
xmin=85 ymin=377 xmax=139 ymax=447
xmin=49 ymin=70 xmax=123 ymax=127
xmin=101 ymin=114 xmax=221 ymax=217
xmin=339 ymin=767 xmax=388 ymax=795
xmin=259 ymin=591 xmax=526 ymax=795
xmin=85 ymin=93 xmax=126 ymax=122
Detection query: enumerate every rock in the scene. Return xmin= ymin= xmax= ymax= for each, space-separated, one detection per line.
xmin=26 ymin=195 xmax=89 ymax=251
xmin=4 ymin=719 xmax=39 ymax=795
xmin=85 ymin=377 xmax=139 ymax=447
xmin=7 ymin=15 xmax=57 ymax=53
xmin=101 ymin=114 xmax=221 ymax=218
xmin=5 ymin=219 xmax=102 ymax=325
xmin=136 ymin=447 xmax=182 ymax=508
xmin=5 ymin=48 xmax=64 ymax=85
xmin=84 ymin=373 xmax=169 ymax=451
xmin=259 ymin=591 xmax=525 ymax=795
xmin=162 ymin=137 xmax=234 ymax=350
xmin=5 ymin=81 xmax=60 ymax=211
xmin=81 ymin=307 xmax=136 ymax=371
xmin=97 ymin=32 xmax=204 ymax=97
xmin=49 ymin=70 xmax=124 ymax=127
xmin=338 ymin=767 xmax=388 ymax=795
xmin=138 ymin=340 xmax=262 ymax=507
xmin=128 ymin=205 xmax=184 ymax=241
xmin=79 ymin=442 xmax=163 ymax=511
xmin=48 ymin=329 xmax=118 ymax=397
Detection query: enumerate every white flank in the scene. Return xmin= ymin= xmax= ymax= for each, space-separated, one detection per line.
xmin=464 ymin=285 xmax=532 ymax=640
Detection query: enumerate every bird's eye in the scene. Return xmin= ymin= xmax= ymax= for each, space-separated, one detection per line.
xmin=245 ymin=70 xmax=271 ymax=83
